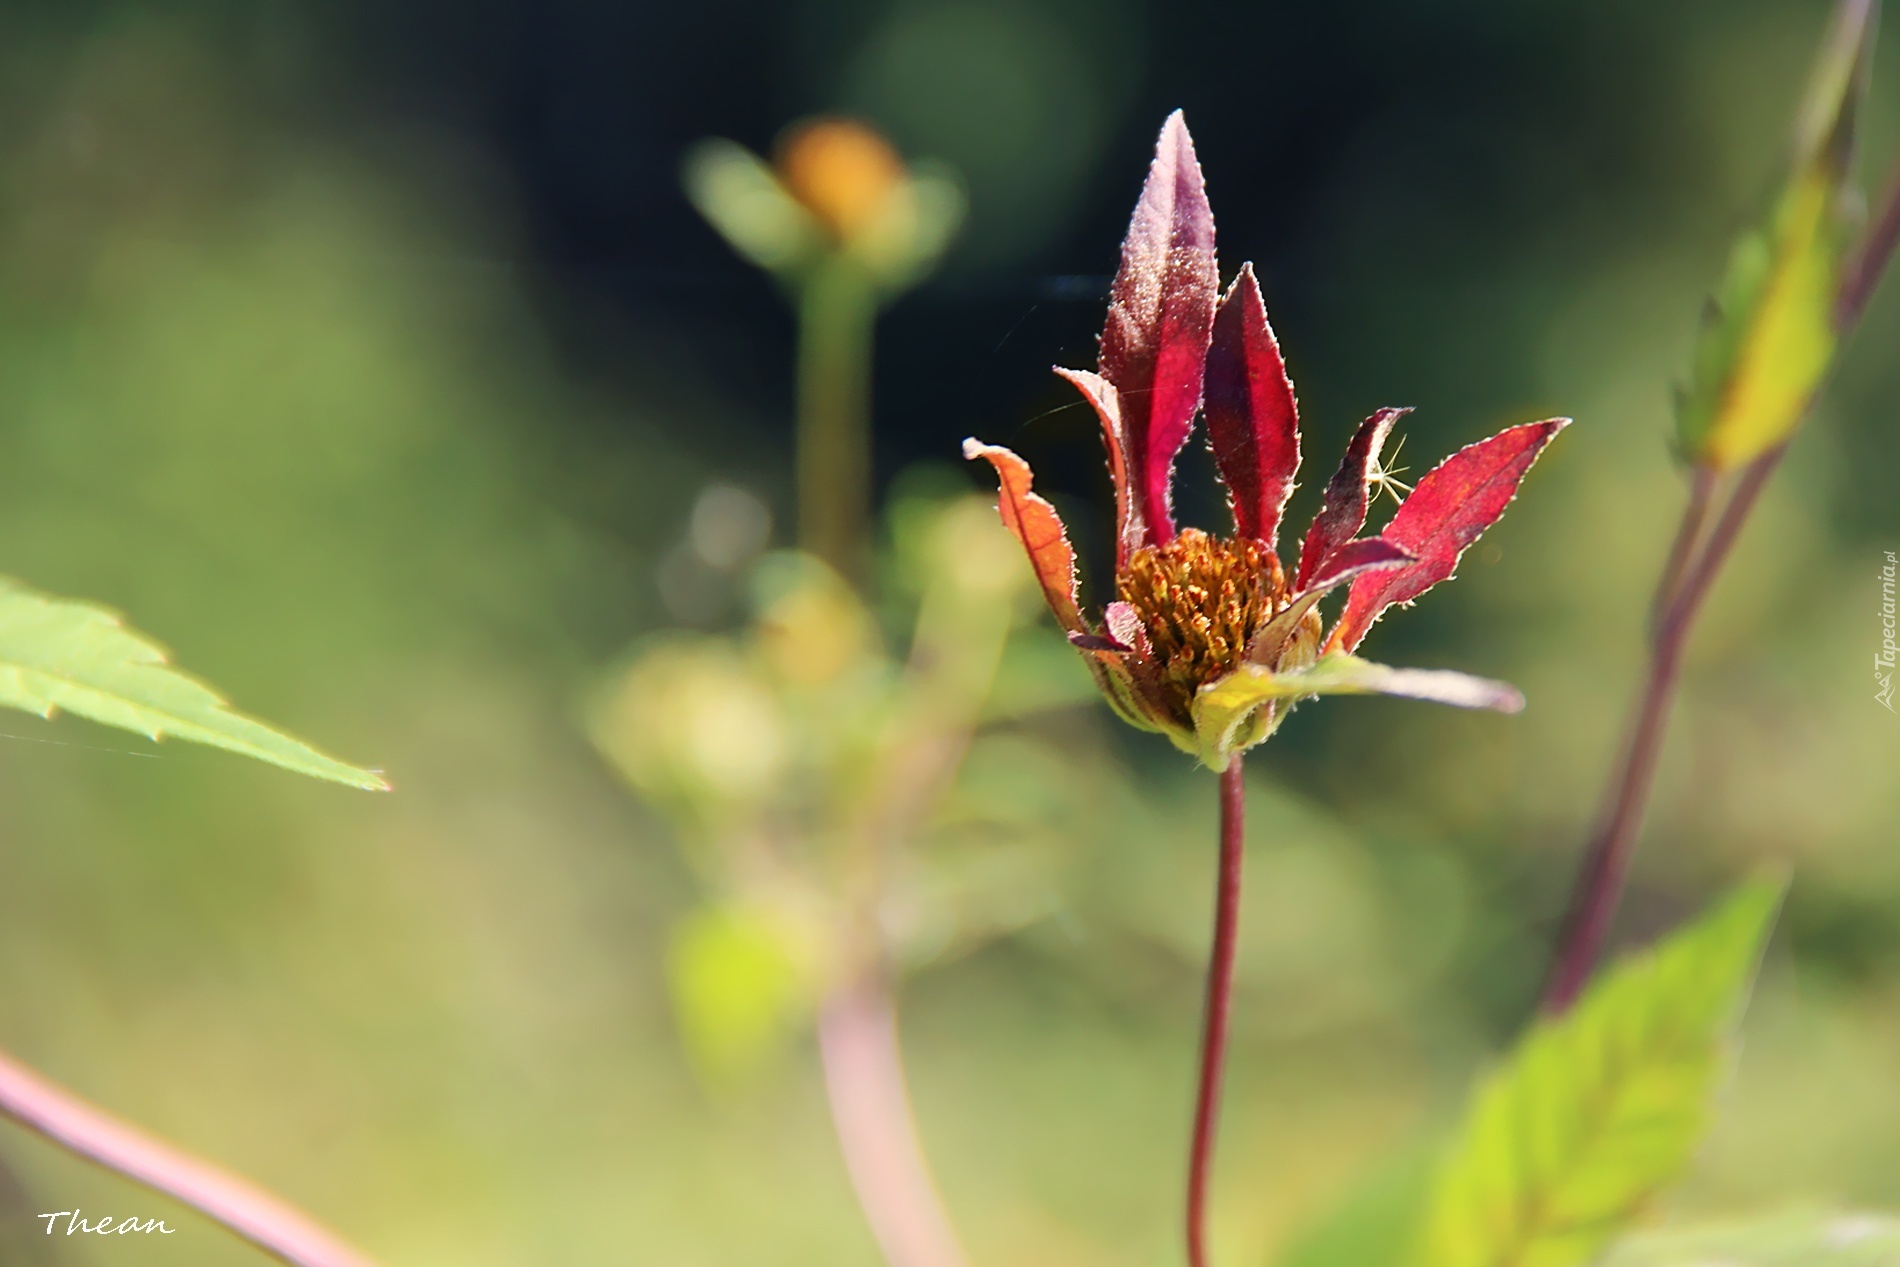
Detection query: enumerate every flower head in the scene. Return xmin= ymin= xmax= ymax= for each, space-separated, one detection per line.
xmin=965 ymin=112 xmax=1568 ymax=769
xmin=775 ymin=119 xmax=911 ymax=245
xmin=684 ymin=118 xmax=965 ymax=293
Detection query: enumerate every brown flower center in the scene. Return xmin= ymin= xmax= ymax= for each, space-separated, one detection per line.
xmin=1118 ymin=529 xmax=1290 ymax=722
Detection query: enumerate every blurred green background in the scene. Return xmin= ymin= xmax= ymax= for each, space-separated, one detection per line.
xmin=0 ymin=0 xmax=1897 ymax=1264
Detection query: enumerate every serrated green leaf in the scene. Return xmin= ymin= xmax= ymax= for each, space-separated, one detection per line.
xmin=0 ymin=577 xmax=386 ymax=790
xmin=1409 ymin=876 xmax=1786 ymax=1267
xmin=1676 ymin=0 xmax=1876 ymax=470
xmin=1603 ymin=1209 xmax=1900 ymax=1266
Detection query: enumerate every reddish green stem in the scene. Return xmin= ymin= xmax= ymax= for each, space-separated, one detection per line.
xmin=1542 ymin=447 xmax=1782 ymax=1013
xmin=1188 ymin=758 xmax=1246 ymax=1267
xmin=0 ymin=1045 xmax=378 ymax=1267
xmin=1837 ymin=154 xmax=1900 ymax=332
xmin=1545 ymin=134 xmax=1900 ymax=1013
xmin=1649 ymin=466 xmax=1716 ymax=636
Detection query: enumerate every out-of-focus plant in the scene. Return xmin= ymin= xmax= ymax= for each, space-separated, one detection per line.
xmin=685 ymin=118 xmax=963 ymax=581
xmin=0 ymin=575 xmax=385 ymax=1258
xmin=592 ymin=491 xmax=1097 ymax=1267
xmin=1545 ymin=0 xmax=1897 ymax=1012
xmin=965 ymin=112 xmax=1565 ymax=1267
xmin=598 ymin=118 xmax=1039 ymax=1267
xmin=1408 ymin=876 xmax=1783 ymax=1267
xmin=1285 ymin=5 xmax=1897 ymax=1267
xmin=592 ymin=495 xmax=1066 ymax=1085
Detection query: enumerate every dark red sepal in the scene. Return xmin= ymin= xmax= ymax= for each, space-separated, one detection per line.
xmin=1204 ymin=264 xmax=1300 ymax=550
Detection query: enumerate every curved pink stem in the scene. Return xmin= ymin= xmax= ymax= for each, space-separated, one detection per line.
xmin=818 ymin=980 xmax=969 ymax=1267
xmin=0 ymin=1046 xmax=378 ymax=1267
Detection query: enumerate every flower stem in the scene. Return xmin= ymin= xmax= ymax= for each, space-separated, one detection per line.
xmin=818 ymin=976 xmax=970 ymax=1267
xmin=1542 ymin=446 xmax=1783 ymax=1013
xmin=1188 ymin=757 xmax=1247 ymax=1267
xmin=1648 ymin=466 xmax=1716 ymax=636
xmin=1544 ymin=134 xmax=1900 ymax=1012
xmin=0 ymin=1045 xmax=378 ymax=1267
xmin=797 ymin=260 xmax=878 ymax=585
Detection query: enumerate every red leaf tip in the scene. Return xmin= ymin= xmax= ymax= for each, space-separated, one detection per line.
xmin=1326 ymin=416 xmax=1570 ymax=653
xmin=1205 ymin=261 xmax=1300 ymax=548
xmin=1100 ymin=110 xmax=1218 ymax=550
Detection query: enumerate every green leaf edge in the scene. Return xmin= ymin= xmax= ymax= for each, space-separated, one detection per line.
xmin=1408 ymin=874 xmax=1787 ymax=1267
xmin=0 ymin=576 xmax=387 ymax=791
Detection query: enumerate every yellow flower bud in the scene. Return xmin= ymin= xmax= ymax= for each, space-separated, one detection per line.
xmin=776 ymin=118 xmax=908 ymax=245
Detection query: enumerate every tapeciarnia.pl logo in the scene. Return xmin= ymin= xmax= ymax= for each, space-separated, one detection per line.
xmin=1878 ymin=550 xmax=1896 ymax=712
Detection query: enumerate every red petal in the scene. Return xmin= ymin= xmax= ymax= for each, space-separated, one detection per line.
xmin=1054 ymin=367 xmax=1143 ymax=573
xmin=1326 ymin=419 xmax=1569 ymax=653
xmin=1295 ymin=407 xmax=1409 ymax=590
xmin=1097 ymin=110 xmax=1218 ymax=547
xmin=1205 ymin=264 xmax=1300 ymax=548
xmin=963 ymin=439 xmax=1086 ymax=634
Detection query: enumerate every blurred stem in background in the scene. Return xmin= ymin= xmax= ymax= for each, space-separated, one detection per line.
xmin=674 ymin=118 xmax=973 ymax=1267
xmin=1545 ymin=0 xmax=1896 ymax=1012
xmin=797 ymin=258 xmax=877 ymax=582
xmin=689 ymin=116 xmax=961 ymax=588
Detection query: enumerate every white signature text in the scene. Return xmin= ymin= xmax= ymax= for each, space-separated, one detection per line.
xmin=37 ymin=1209 xmax=176 ymax=1236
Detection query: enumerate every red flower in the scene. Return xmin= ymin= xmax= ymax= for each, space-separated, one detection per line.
xmin=966 ymin=112 xmax=1567 ymax=769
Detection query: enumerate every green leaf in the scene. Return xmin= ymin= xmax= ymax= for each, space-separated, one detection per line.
xmin=1191 ymin=653 xmax=1523 ymax=771
xmin=1409 ymin=876 xmax=1786 ymax=1267
xmin=1603 ymin=1210 xmax=1900 ymax=1267
xmin=1675 ymin=0 xmax=1875 ymax=470
xmin=667 ymin=902 xmax=816 ymax=1086
xmin=0 ymin=577 xmax=386 ymax=790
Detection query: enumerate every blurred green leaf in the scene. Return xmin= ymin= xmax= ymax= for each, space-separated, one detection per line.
xmin=668 ymin=903 xmax=816 ymax=1085
xmin=683 ymin=138 xmax=824 ymax=276
xmin=0 ymin=576 xmax=386 ymax=790
xmin=1603 ymin=1210 xmax=1900 ymax=1266
xmin=1409 ymin=876 xmax=1785 ymax=1267
xmin=1675 ymin=0 xmax=1876 ymax=470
